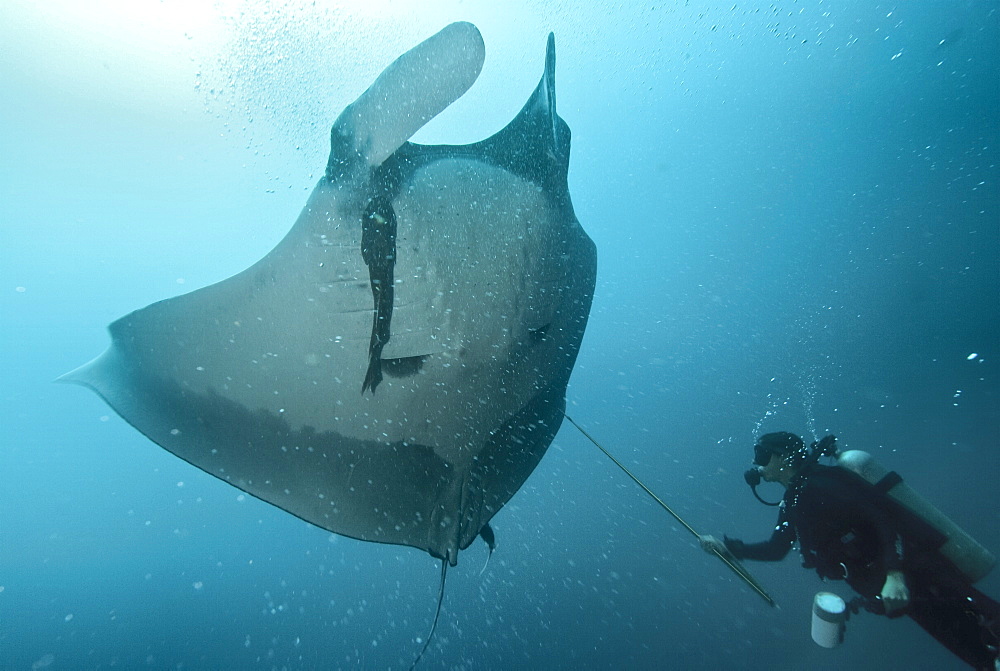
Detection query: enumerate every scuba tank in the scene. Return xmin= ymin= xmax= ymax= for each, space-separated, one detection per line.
xmin=835 ymin=450 xmax=996 ymax=583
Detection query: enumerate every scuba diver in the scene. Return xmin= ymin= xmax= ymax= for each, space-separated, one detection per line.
xmin=700 ymin=432 xmax=1000 ymax=670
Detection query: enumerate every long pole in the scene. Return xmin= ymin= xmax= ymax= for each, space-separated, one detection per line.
xmin=563 ymin=413 xmax=776 ymax=607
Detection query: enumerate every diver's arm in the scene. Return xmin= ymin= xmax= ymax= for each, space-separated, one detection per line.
xmin=700 ymin=512 xmax=794 ymax=562
xmin=723 ymin=525 xmax=794 ymax=561
xmin=855 ymin=494 xmax=909 ymax=613
xmin=815 ymin=470 xmax=910 ymax=613
xmin=858 ymin=500 xmax=909 ymax=613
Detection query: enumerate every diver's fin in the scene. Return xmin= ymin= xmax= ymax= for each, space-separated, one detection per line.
xmin=410 ymin=559 xmax=448 ymax=669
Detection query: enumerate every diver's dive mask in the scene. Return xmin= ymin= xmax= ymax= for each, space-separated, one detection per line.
xmin=745 ymin=446 xmax=781 ymax=506
xmin=753 ymin=443 xmax=778 ymax=467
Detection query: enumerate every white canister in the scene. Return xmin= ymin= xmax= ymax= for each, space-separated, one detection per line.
xmin=811 ymin=592 xmax=847 ymax=648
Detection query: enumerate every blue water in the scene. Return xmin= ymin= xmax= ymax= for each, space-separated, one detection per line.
xmin=2 ymin=1 xmax=997 ymax=669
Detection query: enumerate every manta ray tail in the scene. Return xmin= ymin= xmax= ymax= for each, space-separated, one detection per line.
xmin=410 ymin=559 xmax=448 ymax=669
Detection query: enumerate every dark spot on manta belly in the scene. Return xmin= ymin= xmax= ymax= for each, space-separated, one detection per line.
xmin=528 ymin=324 xmax=550 ymax=344
xmin=382 ymin=355 xmax=427 ymax=378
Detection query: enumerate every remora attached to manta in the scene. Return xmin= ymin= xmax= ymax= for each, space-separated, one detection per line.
xmin=61 ymin=22 xmax=596 ymax=567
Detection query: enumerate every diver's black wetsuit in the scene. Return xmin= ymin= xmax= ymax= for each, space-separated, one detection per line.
xmin=724 ymin=464 xmax=1000 ymax=670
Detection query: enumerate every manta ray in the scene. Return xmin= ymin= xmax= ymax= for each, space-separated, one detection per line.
xmin=61 ymin=21 xmax=595 ymax=660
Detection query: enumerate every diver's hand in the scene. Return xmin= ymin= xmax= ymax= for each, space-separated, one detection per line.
xmin=880 ymin=570 xmax=910 ymax=615
xmin=699 ymin=535 xmax=727 ymax=555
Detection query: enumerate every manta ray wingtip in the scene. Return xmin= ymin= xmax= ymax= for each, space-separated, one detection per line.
xmin=445 ymin=21 xmax=484 ymax=45
xmin=55 ymin=355 xmax=100 ymax=386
